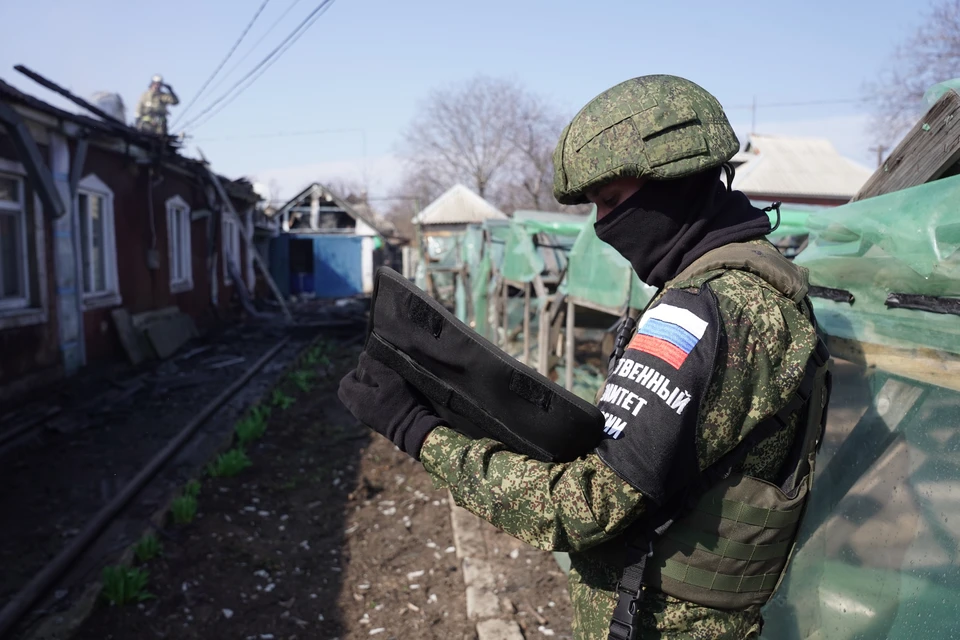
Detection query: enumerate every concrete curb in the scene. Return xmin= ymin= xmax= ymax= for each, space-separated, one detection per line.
xmin=448 ymin=494 xmax=525 ymax=640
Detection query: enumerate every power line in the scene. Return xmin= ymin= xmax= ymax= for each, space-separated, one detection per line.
xmin=184 ymin=3 xmax=336 ymax=134
xmin=180 ymin=0 xmax=334 ymax=132
xmin=193 ymin=127 xmax=363 ymax=141
xmin=205 ymin=0 xmax=307 ymax=98
xmin=725 ymin=98 xmax=861 ymax=110
xmin=178 ymin=0 xmax=336 ymax=132
xmin=172 ymin=0 xmax=273 ymax=128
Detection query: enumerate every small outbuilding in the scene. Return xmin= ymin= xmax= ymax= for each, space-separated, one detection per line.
xmin=268 ymin=183 xmax=401 ymax=299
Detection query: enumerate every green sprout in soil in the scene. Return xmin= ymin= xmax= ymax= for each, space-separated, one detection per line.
xmin=287 ymin=370 xmax=316 ymax=392
xmin=235 ymin=409 xmax=269 ymax=448
xmin=101 ymin=565 xmax=155 ymax=605
xmin=207 ymin=448 xmax=252 ymax=478
xmin=134 ymin=533 xmax=163 ymax=563
xmin=270 ymin=389 xmax=295 ymax=410
xmin=170 ymin=495 xmax=198 ymax=525
xmin=184 ymin=479 xmax=201 ymax=499
xmin=302 ymin=345 xmax=323 ymax=367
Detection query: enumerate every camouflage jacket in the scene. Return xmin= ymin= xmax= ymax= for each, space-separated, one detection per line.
xmin=135 ymin=89 xmax=178 ymax=121
xmin=421 ymin=261 xmax=817 ymax=640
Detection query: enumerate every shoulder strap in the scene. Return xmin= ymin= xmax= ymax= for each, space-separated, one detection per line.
xmin=667 ymin=241 xmax=810 ymax=303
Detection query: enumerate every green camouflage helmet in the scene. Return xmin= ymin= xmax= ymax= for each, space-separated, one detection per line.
xmin=552 ymin=75 xmax=740 ymax=205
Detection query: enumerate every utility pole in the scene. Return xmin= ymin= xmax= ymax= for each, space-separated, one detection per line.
xmin=868 ymin=145 xmax=889 ymax=168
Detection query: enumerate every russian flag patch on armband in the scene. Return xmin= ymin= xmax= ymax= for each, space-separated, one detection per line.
xmin=627 ymin=303 xmax=709 ymax=370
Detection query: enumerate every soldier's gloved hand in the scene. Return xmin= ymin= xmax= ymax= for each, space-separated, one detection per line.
xmin=338 ymin=351 xmax=444 ymax=460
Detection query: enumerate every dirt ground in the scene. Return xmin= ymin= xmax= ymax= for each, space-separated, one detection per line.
xmin=0 ymin=324 xmax=301 ymax=610
xmin=74 ymin=340 xmax=574 ymax=640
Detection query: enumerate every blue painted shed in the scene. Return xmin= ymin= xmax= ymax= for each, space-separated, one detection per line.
xmin=270 ymin=234 xmax=368 ymax=298
xmin=268 ymin=183 xmax=396 ymax=299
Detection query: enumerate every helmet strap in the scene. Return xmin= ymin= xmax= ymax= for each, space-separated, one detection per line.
xmin=721 ymin=162 xmax=735 ymax=191
xmin=762 ymin=202 xmax=783 ymax=233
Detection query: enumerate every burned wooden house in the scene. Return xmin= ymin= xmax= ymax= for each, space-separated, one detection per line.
xmin=0 ymin=75 xmax=264 ymax=404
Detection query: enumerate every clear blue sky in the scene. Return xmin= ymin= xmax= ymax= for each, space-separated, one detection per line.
xmin=0 ymin=0 xmax=938 ymax=200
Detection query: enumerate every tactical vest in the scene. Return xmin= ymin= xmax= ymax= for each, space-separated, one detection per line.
xmin=607 ymin=241 xmax=832 ymax=640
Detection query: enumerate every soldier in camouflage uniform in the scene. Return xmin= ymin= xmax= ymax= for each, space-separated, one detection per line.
xmin=135 ymin=74 xmax=179 ymax=136
xmin=340 ymin=75 xmax=824 ymax=639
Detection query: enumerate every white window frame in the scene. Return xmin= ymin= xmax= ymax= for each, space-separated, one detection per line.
xmin=222 ymin=210 xmax=241 ymax=285
xmin=0 ymin=157 xmax=49 ymax=329
xmin=0 ymin=169 xmax=29 ymax=312
xmin=166 ymin=195 xmax=193 ymax=293
xmin=76 ymin=174 xmax=121 ymax=309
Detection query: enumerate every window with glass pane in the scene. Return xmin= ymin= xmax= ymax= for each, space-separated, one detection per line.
xmin=170 ymin=207 xmax=182 ymax=281
xmin=167 ymin=201 xmax=192 ymax=290
xmin=78 ymin=187 xmax=115 ymax=299
xmin=0 ymin=174 xmax=26 ymax=306
xmin=223 ymin=216 xmax=241 ymax=283
xmin=1 ymin=212 xmax=24 ymax=299
xmin=0 ymin=175 xmax=19 ymax=203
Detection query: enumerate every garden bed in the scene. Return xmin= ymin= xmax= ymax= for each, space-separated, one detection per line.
xmin=73 ymin=340 xmax=573 ymax=639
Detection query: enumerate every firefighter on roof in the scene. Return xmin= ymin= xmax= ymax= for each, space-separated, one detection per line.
xmin=135 ymin=74 xmax=179 ymax=136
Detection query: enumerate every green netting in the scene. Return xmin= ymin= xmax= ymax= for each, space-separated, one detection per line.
xmin=923 ymin=78 xmax=960 ymax=106
xmin=472 ymin=252 xmax=492 ymax=338
xmin=760 ymin=366 xmax=960 ymax=640
xmin=425 ymin=234 xmax=462 ymax=268
xmin=501 ymin=221 xmax=546 ymax=283
xmin=796 ymin=174 xmax=960 ymax=354
xmin=461 ymin=226 xmax=484 ymax=266
xmin=759 ymin=173 xmax=960 ymax=637
xmin=766 ymin=207 xmax=811 ymax=240
xmin=512 ymin=209 xmax=590 ymax=234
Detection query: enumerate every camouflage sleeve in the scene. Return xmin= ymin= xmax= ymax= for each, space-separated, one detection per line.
xmin=420 ymin=427 xmax=647 ymax=552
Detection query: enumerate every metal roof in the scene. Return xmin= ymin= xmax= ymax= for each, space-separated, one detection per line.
xmin=732 ymin=134 xmax=873 ymax=200
xmin=413 ymin=184 xmax=507 ymax=225
xmin=512 ymin=209 xmax=590 ymax=225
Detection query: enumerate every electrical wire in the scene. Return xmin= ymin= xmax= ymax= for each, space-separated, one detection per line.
xmin=184 ymin=4 xmax=335 ymax=134
xmin=178 ymin=0 xmax=336 ymax=133
xmin=173 ymin=0 xmax=273 ymax=128
xmin=204 ymin=0 xmax=307 ymax=98
xmin=726 ymin=98 xmax=861 ymax=110
xmin=193 ymin=127 xmax=362 ymax=141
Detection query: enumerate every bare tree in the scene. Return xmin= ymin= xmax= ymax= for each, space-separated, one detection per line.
xmin=266 ymin=178 xmax=283 ymax=209
xmin=399 ymin=76 xmax=528 ymax=201
xmin=323 ymin=177 xmax=368 ymax=203
xmin=506 ymin=97 xmax=567 ymax=211
xmin=397 ymin=75 xmax=592 ymax=215
xmin=866 ymin=0 xmax=960 ymax=147
xmin=379 ymin=173 xmax=441 ymax=244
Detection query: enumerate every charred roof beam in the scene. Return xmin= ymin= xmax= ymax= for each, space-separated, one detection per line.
xmin=0 ymin=99 xmax=66 ymax=218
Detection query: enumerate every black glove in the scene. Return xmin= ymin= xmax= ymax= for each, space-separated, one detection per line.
xmin=338 ymin=351 xmax=444 ymax=460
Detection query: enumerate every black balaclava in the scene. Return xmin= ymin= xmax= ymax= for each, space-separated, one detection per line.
xmin=593 ymin=167 xmax=772 ymax=288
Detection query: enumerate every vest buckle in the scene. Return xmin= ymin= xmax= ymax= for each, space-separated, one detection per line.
xmin=608 ymin=582 xmax=641 ymax=640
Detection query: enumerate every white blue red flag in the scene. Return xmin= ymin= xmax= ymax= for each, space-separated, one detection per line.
xmin=626 ymin=303 xmax=709 ymax=369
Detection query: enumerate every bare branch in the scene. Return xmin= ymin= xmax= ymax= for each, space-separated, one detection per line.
xmin=396 ymin=75 xmax=582 ymax=212
xmin=866 ymin=0 xmax=960 ymax=148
